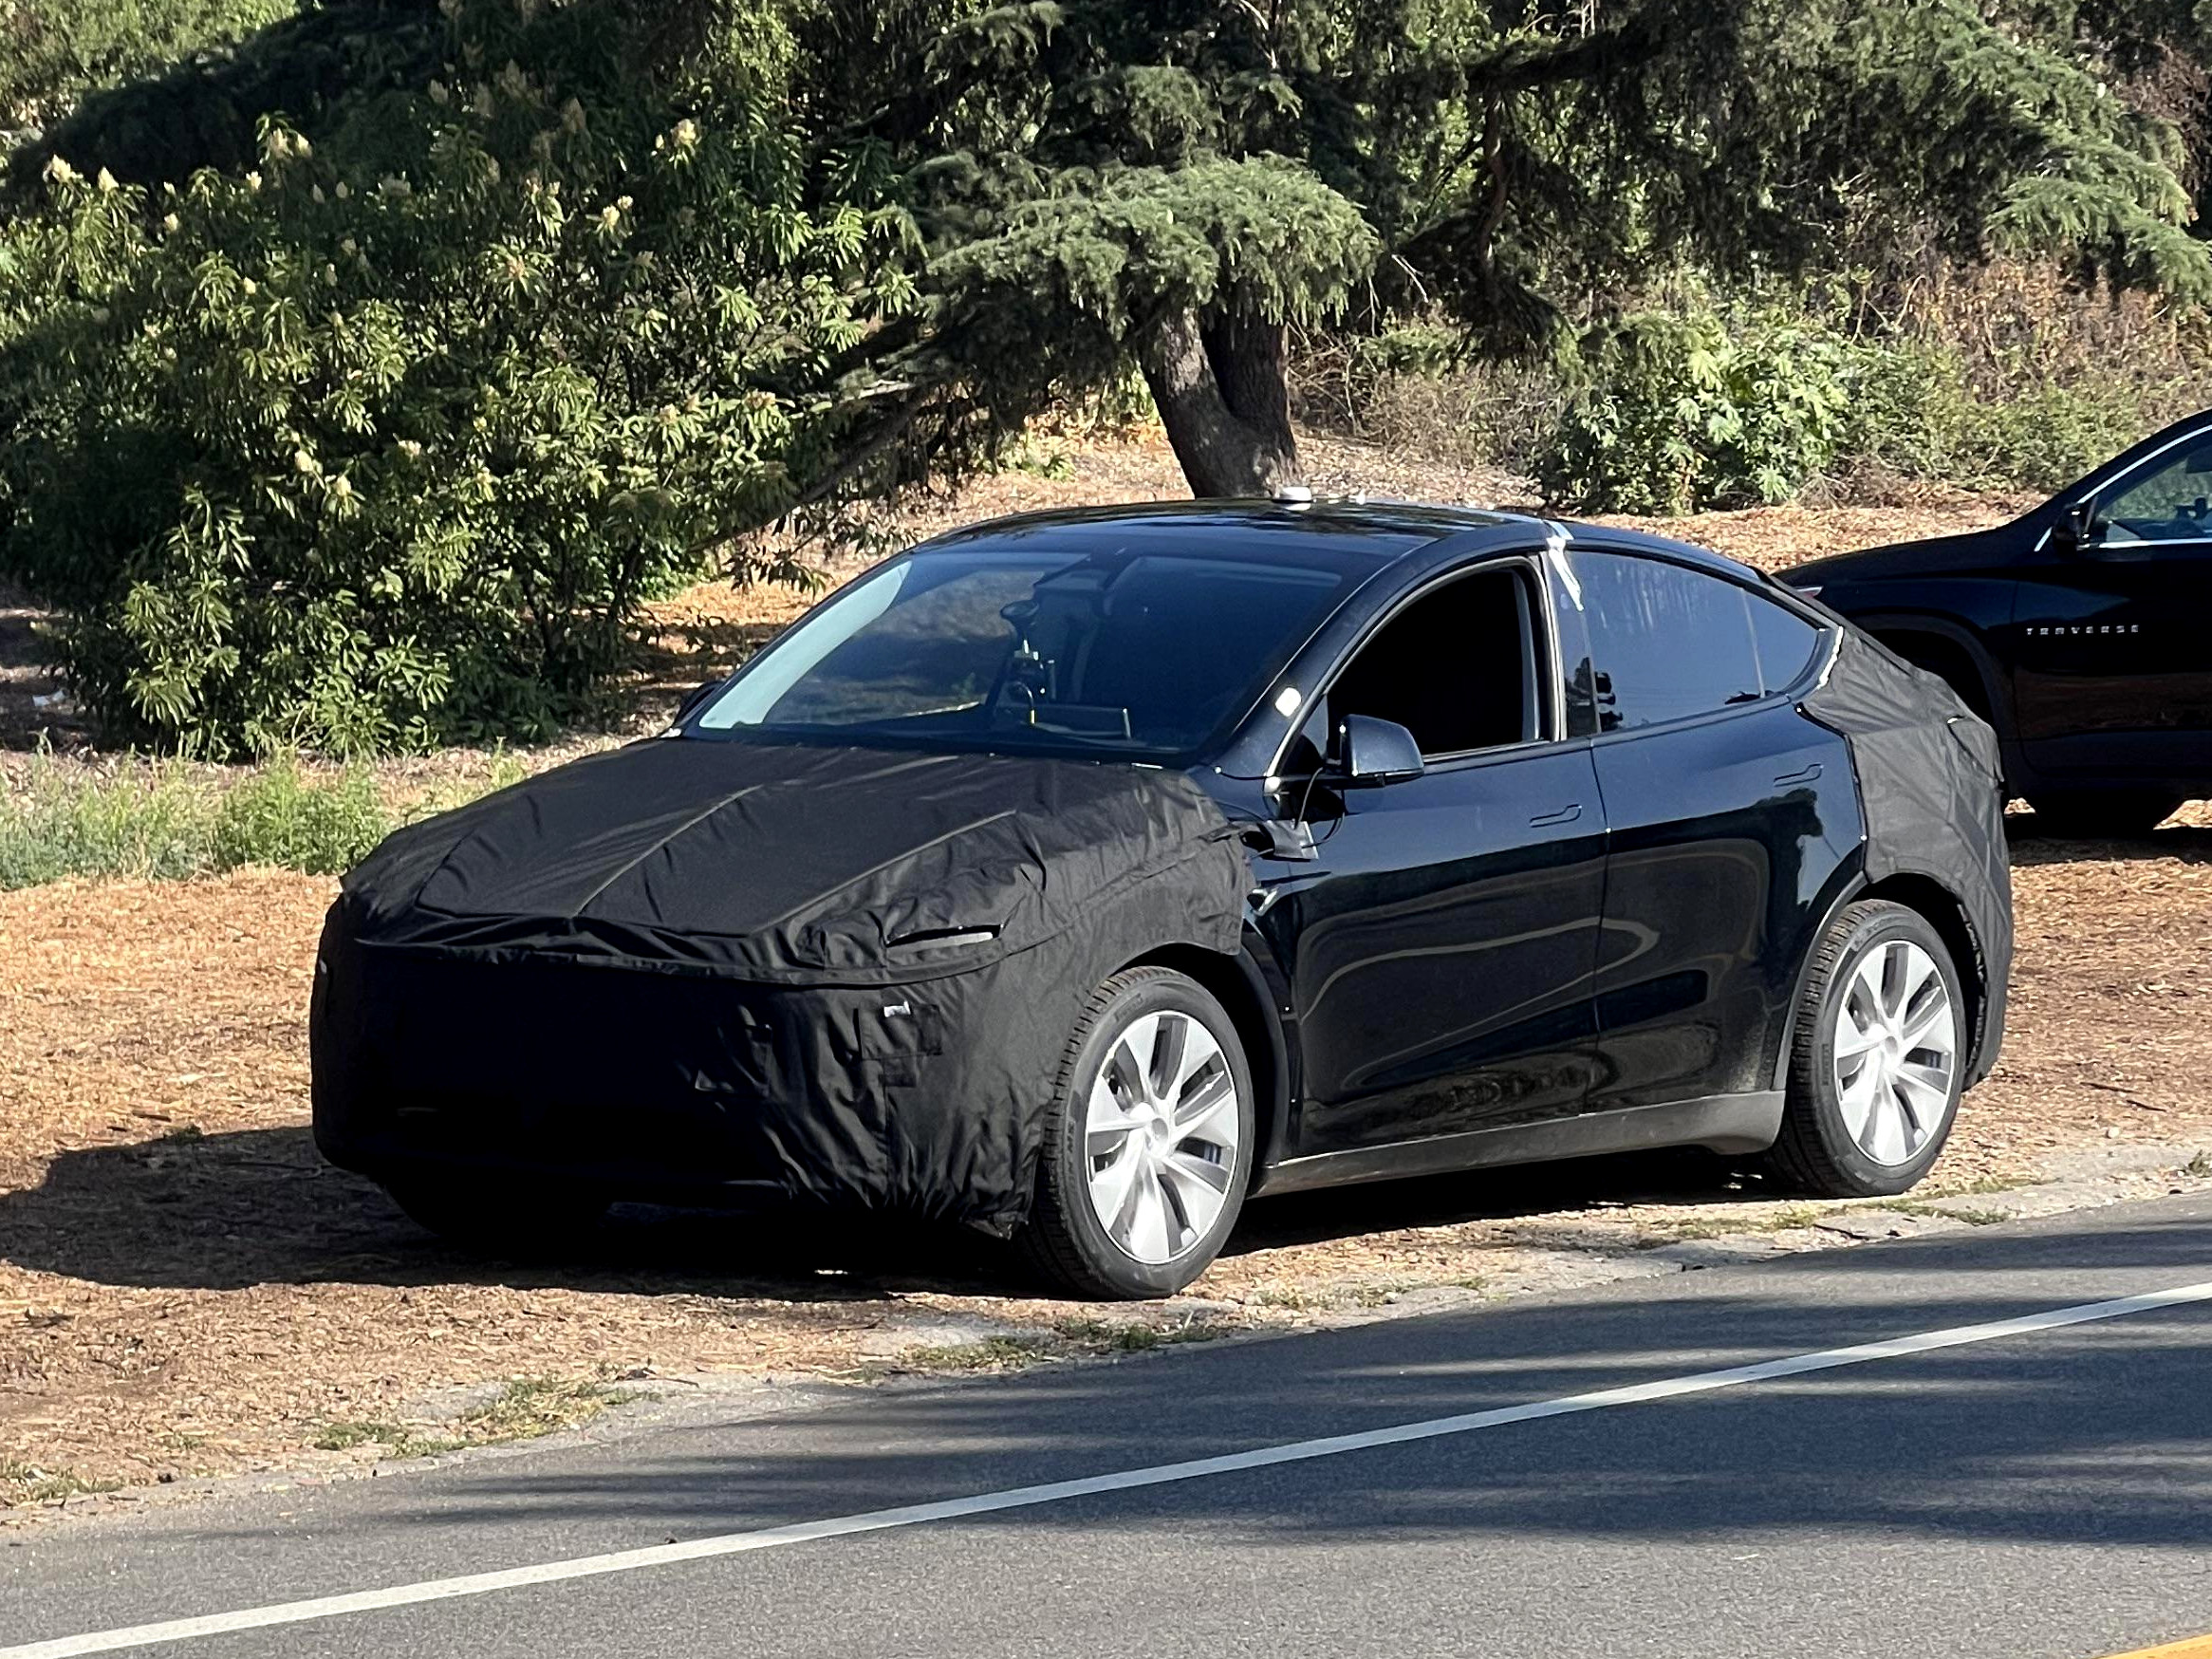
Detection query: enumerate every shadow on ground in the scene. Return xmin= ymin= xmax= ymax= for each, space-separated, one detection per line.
xmin=0 ymin=1124 xmax=1754 ymax=1300
xmin=0 ymin=576 xmax=91 ymax=754
xmin=2006 ymin=812 xmax=2212 ymax=866
xmin=159 ymin=1202 xmax=2212 ymax=1557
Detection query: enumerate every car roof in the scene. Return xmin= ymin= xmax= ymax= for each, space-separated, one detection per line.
xmin=913 ymin=498 xmax=1772 ymax=587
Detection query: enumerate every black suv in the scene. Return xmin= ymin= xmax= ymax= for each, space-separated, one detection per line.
xmin=1787 ymin=413 xmax=2212 ymax=834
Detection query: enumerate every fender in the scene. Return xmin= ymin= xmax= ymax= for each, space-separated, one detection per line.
xmin=1125 ymin=928 xmax=1300 ymax=1186
xmin=1767 ymin=857 xmax=1872 ymax=1093
xmin=1846 ymin=609 xmax=2033 ymax=793
xmin=1767 ymin=854 xmax=2002 ymax=1094
xmin=1235 ymin=925 xmax=1303 ymax=1187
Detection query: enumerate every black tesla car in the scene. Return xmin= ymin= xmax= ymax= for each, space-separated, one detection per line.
xmin=1787 ymin=411 xmax=2212 ymax=835
xmin=313 ymin=501 xmax=2012 ymax=1298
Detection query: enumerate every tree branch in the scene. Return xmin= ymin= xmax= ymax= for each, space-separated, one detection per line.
xmin=1458 ymin=8 xmax=1671 ymax=97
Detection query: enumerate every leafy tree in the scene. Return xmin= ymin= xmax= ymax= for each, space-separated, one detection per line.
xmin=8 ymin=0 xmax=2212 ymax=755
xmin=8 ymin=2 xmax=442 ymax=193
xmin=795 ymin=0 xmax=2212 ymax=494
xmin=0 ymin=0 xmax=904 ymax=754
xmin=24 ymin=0 xmax=2212 ymax=505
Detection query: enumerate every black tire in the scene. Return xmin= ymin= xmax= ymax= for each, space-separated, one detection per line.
xmin=1765 ymin=900 xmax=1967 ymax=1199
xmin=382 ymin=1172 xmax=609 ymax=1256
xmin=2026 ymin=792 xmax=2183 ymax=838
xmin=1016 ymin=967 xmax=1256 ymax=1300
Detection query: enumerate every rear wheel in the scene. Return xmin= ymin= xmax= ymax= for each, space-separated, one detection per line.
xmin=382 ymin=1173 xmax=608 ymax=1256
xmin=2026 ymin=791 xmax=2182 ymax=838
xmin=1017 ymin=967 xmax=1255 ymax=1299
xmin=1766 ymin=900 xmax=1965 ymax=1198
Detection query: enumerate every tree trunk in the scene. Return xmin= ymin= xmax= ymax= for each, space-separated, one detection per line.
xmin=1138 ymin=308 xmax=1302 ymax=497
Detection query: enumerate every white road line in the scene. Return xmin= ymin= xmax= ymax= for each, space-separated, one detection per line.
xmin=13 ymin=1277 xmax=2212 ymax=1659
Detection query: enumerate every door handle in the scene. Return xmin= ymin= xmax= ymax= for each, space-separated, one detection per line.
xmin=1529 ymin=803 xmax=1582 ymax=828
xmin=1774 ymin=762 xmax=1823 ymax=786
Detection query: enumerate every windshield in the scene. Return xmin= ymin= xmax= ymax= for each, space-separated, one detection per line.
xmin=693 ymin=542 xmax=1360 ymax=760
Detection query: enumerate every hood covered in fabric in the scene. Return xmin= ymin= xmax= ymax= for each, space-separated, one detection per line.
xmin=337 ymin=739 xmax=1250 ymax=984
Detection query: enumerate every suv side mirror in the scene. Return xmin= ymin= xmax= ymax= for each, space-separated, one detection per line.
xmin=1333 ymin=714 xmax=1425 ymax=787
xmin=674 ymin=677 xmax=723 ymax=724
xmin=2054 ymin=501 xmax=2095 ymax=555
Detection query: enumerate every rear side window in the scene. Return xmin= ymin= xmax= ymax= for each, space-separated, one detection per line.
xmin=1747 ymin=590 xmax=1823 ymax=693
xmin=1570 ymin=551 xmax=1762 ymax=731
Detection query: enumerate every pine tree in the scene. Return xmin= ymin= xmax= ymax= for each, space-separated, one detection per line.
xmin=798 ymin=0 xmax=2212 ymax=494
xmin=16 ymin=0 xmax=2212 ymax=506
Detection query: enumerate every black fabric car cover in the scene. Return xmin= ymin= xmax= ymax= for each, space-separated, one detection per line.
xmin=1803 ymin=631 xmax=2014 ymax=1082
xmin=312 ymin=740 xmax=1254 ymax=1234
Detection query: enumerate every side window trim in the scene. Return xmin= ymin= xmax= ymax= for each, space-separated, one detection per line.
xmin=1263 ymin=550 xmax=1569 ymax=778
xmin=1752 ymin=582 xmax=1841 ymax=698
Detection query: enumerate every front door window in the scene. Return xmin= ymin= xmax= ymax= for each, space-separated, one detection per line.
xmin=2093 ymin=431 xmax=2212 ymax=544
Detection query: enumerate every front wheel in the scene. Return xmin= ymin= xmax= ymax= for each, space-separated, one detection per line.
xmin=2026 ymin=792 xmax=2183 ymax=839
xmin=1766 ymin=900 xmax=1965 ymax=1198
xmin=1016 ymin=967 xmax=1255 ymax=1299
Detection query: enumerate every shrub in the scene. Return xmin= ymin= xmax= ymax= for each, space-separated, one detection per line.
xmin=0 ymin=0 xmax=298 ymax=133
xmin=0 ymin=747 xmax=527 ymax=889
xmin=0 ymin=0 xmax=903 ymax=756
xmin=1530 ymin=286 xmax=2203 ymax=513
xmin=209 ymin=755 xmax=387 ymax=873
xmin=1291 ymin=326 xmax=1569 ymax=478
xmin=1846 ymin=340 xmax=2185 ymax=494
xmin=1538 ymin=310 xmax=1854 ymax=514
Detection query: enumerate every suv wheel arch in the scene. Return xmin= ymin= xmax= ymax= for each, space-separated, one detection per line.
xmin=1859 ymin=618 xmax=2007 ymax=731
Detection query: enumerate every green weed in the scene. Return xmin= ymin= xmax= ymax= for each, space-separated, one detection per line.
xmin=456 ymin=1376 xmax=622 ymax=1441
xmin=0 ymin=1459 xmax=122 ymax=1504
xmin=1875 ymin=1198 xmax=2013 ymax=1226
xmin=0 ymin=748 xmax=526 ymax=891
xmin=311 ymin=1421 xmax=463 ymax=1460
xmin=312 ymin=1374 xmax=625 ymax=1463
xmin=209 ymin=757 xmax=389 ymax=875
xmin=1054 ymin=1316 xmax=1231 ymax=1351
xmin=0 ymin=753 xmax=216 ymax=888
xmin=891 ymin=1335 xmax=1054 ymax=1373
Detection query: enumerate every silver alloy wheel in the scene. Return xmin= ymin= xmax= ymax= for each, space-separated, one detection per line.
xmin=1832 ymin=938 xmax=1960 ymax=1166
xmin=1084 ymin=1009 xmax=1241 ymax=1264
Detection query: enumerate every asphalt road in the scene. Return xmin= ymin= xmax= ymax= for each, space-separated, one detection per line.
xmin=7 ymin=1191 xmax=2212 ymax=1659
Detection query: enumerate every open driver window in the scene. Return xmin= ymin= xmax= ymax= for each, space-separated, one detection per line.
xmin=1300 ymin=564 xmax=1545 ymax=763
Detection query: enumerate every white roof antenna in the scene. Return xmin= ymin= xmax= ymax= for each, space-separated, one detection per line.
xmin=1273 ymin=483 xmax=1314 ymax=508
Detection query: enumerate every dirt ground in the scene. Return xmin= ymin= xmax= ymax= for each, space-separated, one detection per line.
xmin=1 ymin=438 xmax=2205 ymax=1513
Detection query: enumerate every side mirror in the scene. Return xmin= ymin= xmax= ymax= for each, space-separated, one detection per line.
xmin=674 ymin=677 xmax=723 ymax=724
xmin=2054 ymin=501 xmax=2095 ymax=556
xmin=1333 ymin=714 xmax=1425 ymax=787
